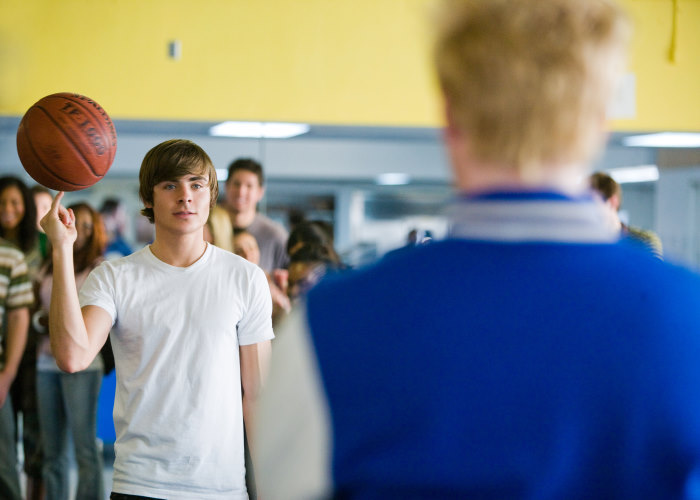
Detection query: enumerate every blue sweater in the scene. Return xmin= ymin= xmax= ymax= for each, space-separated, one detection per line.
xmin=307 ymin=238 xmax=700 ymax=499
xmin=260 ymin=192 xmax=700 ymax=499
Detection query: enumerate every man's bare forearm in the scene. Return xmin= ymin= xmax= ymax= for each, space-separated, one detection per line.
xmin=241 ymin=340 xmax=272 ymax=455
xmin=49 ymin=244 xmax=91 ymax=372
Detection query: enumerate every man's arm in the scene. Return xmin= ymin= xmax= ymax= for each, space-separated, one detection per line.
xmin=0 ymin=307 xmax=29 ymax=408
xmin=41 ymin=192 xmax=112 ymax=373
xmin=255 ymin=307 xmax=332 ymax=500
xmin=240 ymin=340 xmax=272 ymax=454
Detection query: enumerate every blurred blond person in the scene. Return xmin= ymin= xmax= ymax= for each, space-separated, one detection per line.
xmin=257 ymin=1 xmax=700 ymax=499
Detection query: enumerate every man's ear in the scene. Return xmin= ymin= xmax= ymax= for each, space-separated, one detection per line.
xmin=443 ymin=99 xmax=468 ymax=167
xmin=608 ymin=193 xmax=621 ymax=212
xmin=256 ymin=185 xmax=266 ymax=204
xmin=444 ymin=99 xmax=461 ymax=142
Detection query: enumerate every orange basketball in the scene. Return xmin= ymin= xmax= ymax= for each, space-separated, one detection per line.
xmin=16 ymin=92 xmax=117 ymax=191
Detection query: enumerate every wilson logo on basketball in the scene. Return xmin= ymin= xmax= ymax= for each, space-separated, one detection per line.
xmin=59 ymin=102 xmax=108 ymax=156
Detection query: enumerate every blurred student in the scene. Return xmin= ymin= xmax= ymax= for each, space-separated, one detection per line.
xmin=287 ymin=246 xmax=337 ymax=302
xmin=0 ymin=176 xmax=44 ymax=499
xmin=234 ymin=229 xmax=291 ymax=326
xmin=32 ymin=186 xmax=53 ymax=226
xmin=286 ymin=220 xmax=341 ymax=264
xmin=41 ymin=139 xmax=273 ymax=499
xmin=256 ymin=1 xmax=700 ymax=499
xmin=590 ymin=171 xmax=663 ymax=258
xmin=32 ymin=185 xmax=53 ymax=265
xmin=286 ymin=221 xmax=344 ymax=302
xmin=205 ymin=204 xmax=235 ymax=253
xmin=99 ymin=198 xmax=133 ymax=259
xmin=0 ymin=177 xmax=41 ymax=272
xmin=233 ymin=228 xmax=261 ymax=264
xmin=0 ymin=235 xmax=33 ymax=500
xmin=223 ymin=159 xmax=289 ymax=272
xmin=35 ymin=202 xmax=107 ymax=500
xmin=406 ymin=229 xmax=419 ymax=246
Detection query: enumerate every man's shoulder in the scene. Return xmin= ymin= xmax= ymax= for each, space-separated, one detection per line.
xmin=624 ymin=225 xmax=663 ymax=257
xmin=208 ymin=243 xmax=264 ymax=275
xmin=307 ymin=242 xmax=440 ymax=304
xmin=310 ymin=237 xmax=700 ymax=304
xmin=251 ymin=213 xmax=288 ymax=239
xmin=107 ymin=245 xmax=146 ymax=264
xmin=92 ymin=246 xmax=149 ymax=277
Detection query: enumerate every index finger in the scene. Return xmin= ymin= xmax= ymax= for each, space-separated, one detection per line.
xmin=50 ymin=191 xmax=65 ymax=214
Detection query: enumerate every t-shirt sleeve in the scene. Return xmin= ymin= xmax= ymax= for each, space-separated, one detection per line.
xmin=237 ymin=265 xmax=275 ymax=345
xmin=273 ymin=235 xmax=290 ymax=270
xmin=78 ymin=262 xmax=117 ymax=325
xmin=6 ymin=253 xmax=34 ymax=310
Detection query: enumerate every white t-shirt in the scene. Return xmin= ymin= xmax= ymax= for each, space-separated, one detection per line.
xmin=79 ymin=244 xmax=274 ymax=499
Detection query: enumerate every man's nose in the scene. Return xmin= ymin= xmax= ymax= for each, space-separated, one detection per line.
xmin=178 ymin=186 xmax=193 ymax=203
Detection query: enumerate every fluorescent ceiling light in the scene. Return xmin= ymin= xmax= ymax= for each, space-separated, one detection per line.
xmin=209 ymin=121 xmax=310 ymax=138
xmin=376 ymin=173 xmax=411 ymax=185
xmin=622 ymin=132 xmax=700 ymax=148
xmin=607 ymin=165 xmax=659 ymax=184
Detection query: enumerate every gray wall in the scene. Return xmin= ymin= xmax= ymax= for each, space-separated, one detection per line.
xmin=2 ymin=119 xmax=696 ymax=267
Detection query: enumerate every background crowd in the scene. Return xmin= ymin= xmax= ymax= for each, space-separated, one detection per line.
xmin=0 ymin=152 xmax=663 ymax=498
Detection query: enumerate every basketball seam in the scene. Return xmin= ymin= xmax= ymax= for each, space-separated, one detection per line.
xmin=21 ymin=127 xmax=90 ymax=189
xmin=55 ymin=94 xmax=116 ymax=167
xmin=47 ymin=93 xmax=117 ymax=166
xmin=35 ymin=105 xmax=102 ymax=179
xmin=54 ymin=94 xmax=116 ymax=144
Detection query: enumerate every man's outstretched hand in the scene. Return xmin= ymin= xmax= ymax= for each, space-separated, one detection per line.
xmin=40 ymin=191 xmax=77 ymax=249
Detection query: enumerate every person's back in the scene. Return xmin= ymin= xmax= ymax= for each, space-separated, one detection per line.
xmin=300 ymin=233 xmax=700 ymax=498
xmin=260 ymin=196 xmax=700 ymax=499
xmin=256 ymin=0 xmax=700 ymax=498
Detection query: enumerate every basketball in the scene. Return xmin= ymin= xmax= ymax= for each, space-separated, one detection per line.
xmin=16 ymin=92 xmax=117 ymax=191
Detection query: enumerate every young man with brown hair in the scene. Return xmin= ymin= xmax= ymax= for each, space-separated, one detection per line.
xmin=256 ymin=1 xmax=700 ymax=498
xmin=224 ymin=158 xmax=289 ymax=273
xmin=42 ymin=139 xmax=273 ymax=499
xmin=590 ymin=171 xmax=663 ymax=257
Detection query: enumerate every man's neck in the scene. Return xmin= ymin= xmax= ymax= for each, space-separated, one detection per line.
xmin=228 ymin=208 xmax=257 ymax=229
xmin=446 ymin=132 xmax=589 ymax=196
xmin=150 ymin=231 xmax=208 ymax=267
xmin=453 ymin=160 xmax=588 ymax=197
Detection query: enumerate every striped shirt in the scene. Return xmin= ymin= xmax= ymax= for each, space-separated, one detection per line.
xmin=0 ymin=238 xmax=35 ymax=361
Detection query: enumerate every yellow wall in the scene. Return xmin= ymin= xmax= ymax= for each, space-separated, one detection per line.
xmin=615 ymin=0 xmax=700 ymax=131
xmin=1 ymin=0 xmax=698 ymax=130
